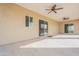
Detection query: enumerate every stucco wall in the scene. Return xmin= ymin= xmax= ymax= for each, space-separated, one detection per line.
xmin=0 ymin=3 xmax=59 ymax=45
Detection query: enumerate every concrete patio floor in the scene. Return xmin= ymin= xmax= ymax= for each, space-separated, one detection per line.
xmin=0 ymin=34 xmax=79 ymax=56
xmin=20 ymin=34 xmax=79 ymax=48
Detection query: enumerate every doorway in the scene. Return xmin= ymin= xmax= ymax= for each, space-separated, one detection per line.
xmin=39 ymin=20 xmax=48 ymax=36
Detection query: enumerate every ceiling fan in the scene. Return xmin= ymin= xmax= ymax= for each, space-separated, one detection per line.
xmin=45 ymin=4 xmax=63 ymax=14
xmin=63 ymin=17 xmax=69 ymax=20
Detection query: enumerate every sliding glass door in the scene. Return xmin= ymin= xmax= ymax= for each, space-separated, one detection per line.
xmin=39 ymin=20 xmax=48 ymax=36
xmin=64 ymin=24 xmax=74 ymax=33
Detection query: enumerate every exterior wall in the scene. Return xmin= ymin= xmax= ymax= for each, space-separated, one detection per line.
xmin=0 ymin=3 xmax=59 ymax=45
xmin=59 ymin=20 xmax=79 ymax=34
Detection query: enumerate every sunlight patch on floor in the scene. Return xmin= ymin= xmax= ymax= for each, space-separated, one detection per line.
xmin=20 ymin=35 xmax=79 ymax=48
xmin=53 ymin=35 xmax=79 ymax=38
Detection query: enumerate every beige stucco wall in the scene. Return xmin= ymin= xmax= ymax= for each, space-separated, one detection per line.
xmin=59 ymin=20 xmax=79 ymax=34
xmin=0 ymin=3 xmax=59 ymax=45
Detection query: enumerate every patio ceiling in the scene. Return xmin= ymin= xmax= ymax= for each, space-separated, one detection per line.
xmin=17 ymin=3 xmax=79 ymax=22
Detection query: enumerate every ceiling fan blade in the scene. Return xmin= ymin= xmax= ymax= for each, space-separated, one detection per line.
xmin=55 ymin=8 xmax=63 ymax=10
xmin=45 ymin=9 xmax=51 ymax=10
xmin=48 ymin=10 xmax=52 ymax=14
xmin=52 ymin=4 xmax=56 ymax=8
xmin=53 ymin=10 xmax=57 ymax=13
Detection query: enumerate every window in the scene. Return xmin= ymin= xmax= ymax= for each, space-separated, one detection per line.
xmin=25 ymin=16 xmax=33 ymax=28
